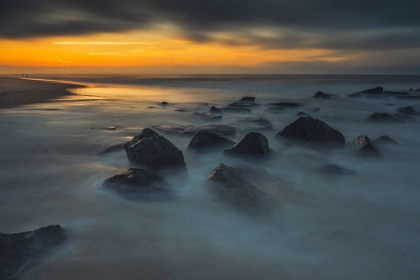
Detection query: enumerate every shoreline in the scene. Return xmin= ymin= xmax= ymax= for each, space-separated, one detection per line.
xmin=0 ymin=77 xmax=86 ymax=109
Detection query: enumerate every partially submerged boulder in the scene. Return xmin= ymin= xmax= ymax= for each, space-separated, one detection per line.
xmin=349 ymin=135 xmax=381 ymax=157
xmin=206 ymin=163 xmax=269 ymax=215
xmin=297 ymin=111 xmax=309 ymax=116
xmin=240 ymin=96 xmax=256 ymax=102
xmin=223 ymin=106 xmax=253 ymax=113
xmin=313 ymin=91 xmax=331 ymax=99
xmin=152 ymin=124 xmax=236 ymax=137
xmin=362 ymin=87 xmax=383 ymax=94
xmin=276 ymin=117 xmax=345 ymax=148
xmin=367 ymin=113 xmax=401 ymax=123
xmin=187 ymin=131 xmax=234 ymax=152
xmin=269 ymin=102 xmax=302 ymax=108
xmin=193 ymin=112 xmax=222 ymax=121
xmin=102 ymin=168 xmax=169 ymax=196
xmin=0 ymin=225 xmax=67 ymax=280
xmin=209 ymin=106 xmax=222 ymax=114
xmin=374 ymin=136 xmax=399 ymax=146
xmin=224 ymin=132 xmax=270 ymax=157
xmin=124 ymin=128 xmax=186 ymax=171
xmin=397 ymin=106 xmax=417 ymax=115
xmin=234 ymin=117 xmax=273 ymax=131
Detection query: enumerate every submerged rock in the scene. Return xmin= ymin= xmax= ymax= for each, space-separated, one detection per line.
xmin=269 ymin=102 xmax=302 ymax=107
xmin=234 ymin=117 xmax=273 ymax=131
xmin=206 ymin=163 xmax=269 ymax=215
xmin=396 ymin=95 xmax=420 ymax=100
xmin=374 ymin=136 xmax=399 ymax=146
xmin=297 ymin=111 xmax=309 ymax=116
xmin=313 ymin=91 xmax=331 ymax=99
xmin=152 ymin=124 xmax=236 ymax=137
xmin=209 ymin=106 xmax=222 ymax=114
xmin=102 ymin=168 xmax=169 ymax=196
xmin=367 ymin=113 xmax=401 ymax=123
xmin=99 ymin=143 xmax=125 ymax=154
xmin=276 ymin=117 xmax=345 ymax=148
xmin=124 ymin=128 xmax=186 ymax=171
xmin=397 ymin=106 xmax=417 ymax=115
xmin=349 ymin=135 xmax=381 ymax=157
xmin=224 ymin=132 xmax=270 ymax=157
xmin=0 ymin=225 xmax=67 ymax=280
xmin=161 ymin=102 xmax=169 ymax=106
xmin=416 ymin=88 xmax=420 ymax=92
xmin=187 ymin=131 xmax=234 ymax=152
xmin=223 ymin=106 xmax=253 ymax=113
xmin=362 ymin=87 xmax=383 ymax=94
xmin=240 ymin=96 xmax=256 ymax=102
xmin=394 ymin=114 xmax=416 ymax=122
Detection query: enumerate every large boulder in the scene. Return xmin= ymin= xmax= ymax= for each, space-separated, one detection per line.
xmin=362 ymin=87 xmax=383 ymax=94
xmin=224 ymin=132 xmax=270 ymax=157
xmin=187 ymin=131 xmax=235 ymax=152
xmin=206 ymin=163 xmax=269 ymax=215
xmin=0 ymin=225 xmax=67 ymax=280
xmin=276 ymin=117 xmax=345 ymax=148
xmin=234 ymin=117 xmax=273 ymax=131
xmin=349 ymin=135 xmax=381 ymax=157
xmin=152 ymin=124 xmax=236 ymax=137
xmin=313 ymin=91 xmax=331 ymax=99
xmin=124 ymin=128 xmax=186 ymax=171
xmin=102 ymin=168 xmax=169 ymax=196
xmin=367 ymin=113 xmax=401 ymax=123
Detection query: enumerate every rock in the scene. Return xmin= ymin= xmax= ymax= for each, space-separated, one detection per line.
xmin=161 ymin=102 xmax=169 ymax=106
xmin=394 ymin=114 xmax=416 ymax=122
xmin=105 ymin=126 xmax=118 ymax=131
xmin=209 ymin=106 xmax=222 ymax=114
xmin=102 ymin=168 xmax=169 ymax=196
xmin=348 ymin=93 xmax=361 ymax=98
xmin=397 ymin=106 xmax=417 ymax=115
xmin=276 ymin=117 xmax=345 ymax=148
xmin=206 ymin=163 xmax=269 ymax=215
xmin=313 ymin=107 xmax=321 ymax=112
xmin=408 ymin=88 xmax=414 ymax=92
xmin=99 ymin=143 xmax=125 ymax=154
xmin=317 ymin=164 xmax=356 ymax=176
xmin=396 ymin=95 xmax=420 ymax=100
xmin=187 ymin=131 xmax=235 ymax=152
xmin=269 ymin=102 xmax=302 ymax=107
xmin=367 ymin=113 xmax=401 ymax=123
xmin=193 ymin=112 xmax=222 ymax=121
xmin=297 ymin=111 xmax=309 ymax=116
xmin=124 ymin=128 xmax=186 ymax=171
xmin=374 ymin=136 xmax=399 ymax=146
xmin=174 ymin=109 xmax=186 ymax=112
xmin=362 ymin=87 xmax=383 ymax=94
xmin=349 ymin=135 xmax=381 ymax=157
xmin=234 ymin=117 xmax=273 ymax=131
xmin=416 ymin=88 xmax=420 ymax=92
xmin=152 ymin=124 xmax=236 ymax=137
xmin=224 ymin=132 xmax=270 ymax=157
xmin=313 ymin=91 xmax=330 ymax=99
xmin=240 ymin=96 xmax=256 ymax=102
xmin=0 ymin=225 xmax=67 ymax=280
xmin=223 ymin=106 xmax=253 ymax=113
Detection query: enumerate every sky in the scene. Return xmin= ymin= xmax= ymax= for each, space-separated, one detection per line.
xmin=1 ymin=0 xmax=419 ymax=74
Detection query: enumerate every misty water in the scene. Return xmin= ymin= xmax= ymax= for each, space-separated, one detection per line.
xmin=1 ymin=75 xmax=420 ymax=279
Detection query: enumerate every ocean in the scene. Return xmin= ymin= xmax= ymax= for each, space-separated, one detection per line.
xmin=1 ymin=74 xmax=419 ymax=279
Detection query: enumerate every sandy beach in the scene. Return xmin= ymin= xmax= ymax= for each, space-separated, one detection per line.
xmin=0 ymin=77 xmax=82 ymax=109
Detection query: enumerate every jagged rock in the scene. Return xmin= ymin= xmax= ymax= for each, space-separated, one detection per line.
xmin=206 ymin=163 xmax=269 ymax=215
xmin=397 ymin=106 xmax=417 ymax=115
xmin=362 ymin=87 xmax=383 ymax=94
xmin=349 ymin=135 xmax=381 ymax=157
xmin=99 ymin=143 xmax=125 ymax=154
xmin=317 ymin=164 xmax=356 ymax=176
xmin=124 ymin=128 xmax=186 ymax=171
xmin=374 ymin=136 xmax=399 ymax=146
xmin=313 ymin=91 xmax=331 ymax=99
xmin=193 ymin=112 xmax=222 ymax=121
xmin=209 ymin=106 xmax=222 ymax=113
xmin=240 ymin=96 xmax=256 ymax=102
xmin=102 ymin=168 xmax=169 ymax=196
xmin=0 ymin=225 xmax=67 ymax=280
xmin=367 ymin=113 xmax=401 ymax=123
xmin=187 ymin=131 xmax=234 ymax=152
xmin=234 ymin=117 xmax=273 ymax=131
xmin=276 ymin=117 xmax=345 ymax=148
xmin=152 ymin=124 xmax=236 ymax=137
xmin=224 ymin=132 xmax=270 ymax=157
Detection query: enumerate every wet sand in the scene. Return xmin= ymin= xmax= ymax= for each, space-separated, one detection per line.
xmin=0 ymin=77 xmax=83 ymax=109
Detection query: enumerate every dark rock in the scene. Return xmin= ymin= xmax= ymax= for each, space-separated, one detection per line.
xmin=240 ymin=96 xmax=256 ymax=102
xmin=209 ymin=106 xmax=222 ymax=114
xmin=102 ymin=168 xmax=169 ymax=196
xmin=234 ymin=117 xmax=273 ymax=131
xmin=269 ymin=102 xmax=302 ymax=107
xmin=317 ymin=164 xmax=356 ymax=176
xmin=187 ymin=131 xmax=235 ymax=152
xmin=408 ymin=88 xmax=414 ymax=92
xmin=0 ymin=225 xmax=67 ymax=280
xmin=374 ymin=136 xmax=399 ymax=146
xmin=313 ymin=91 xmax=330 ymax=99
xmin=416 ymin=88 xmax=420 ymax=92
xmin=348 ymin=93 xmax=361 ymax=98
xmin=362 ymin=87 xmax=383 ymax=94
xmin=161 ymin=102 xmax=169 ymax=105
xmin=297 ymin=111 xmax=309 ymax=116
xmin=223 ymin=106 xmax=253 ymax=113
xmin=193 ymin=112 xmax=222 ymax=121
xmin=397 ymin=106 xmax=417 ymax=115
xmin=174 ymin=109 xmax=186 ymax=112
xmin=152 ymin=124 xmax=236 ymax=137
xmin=276 ymin=117 xmax=345 ymax=148
xmin=224 ymin=132 xmax=270 ymax=157
xmin=396 ymin=95 xmax=420 ymax=100
xmin=206 ymin=163 xmax=269 ymax=215
xmin=349 ymin=135 xmax=381 ymax=157
xmin=99 ymin=143 xmax=125 ymax=154
xmin=367 ymin=113 xmax=401 ymax=123
xmin=124 ymin=128 xmax=186 ymax=171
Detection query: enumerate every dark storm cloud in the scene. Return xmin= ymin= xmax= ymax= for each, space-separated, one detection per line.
xmin=1 ymin=0 xmax=420 ymax=52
